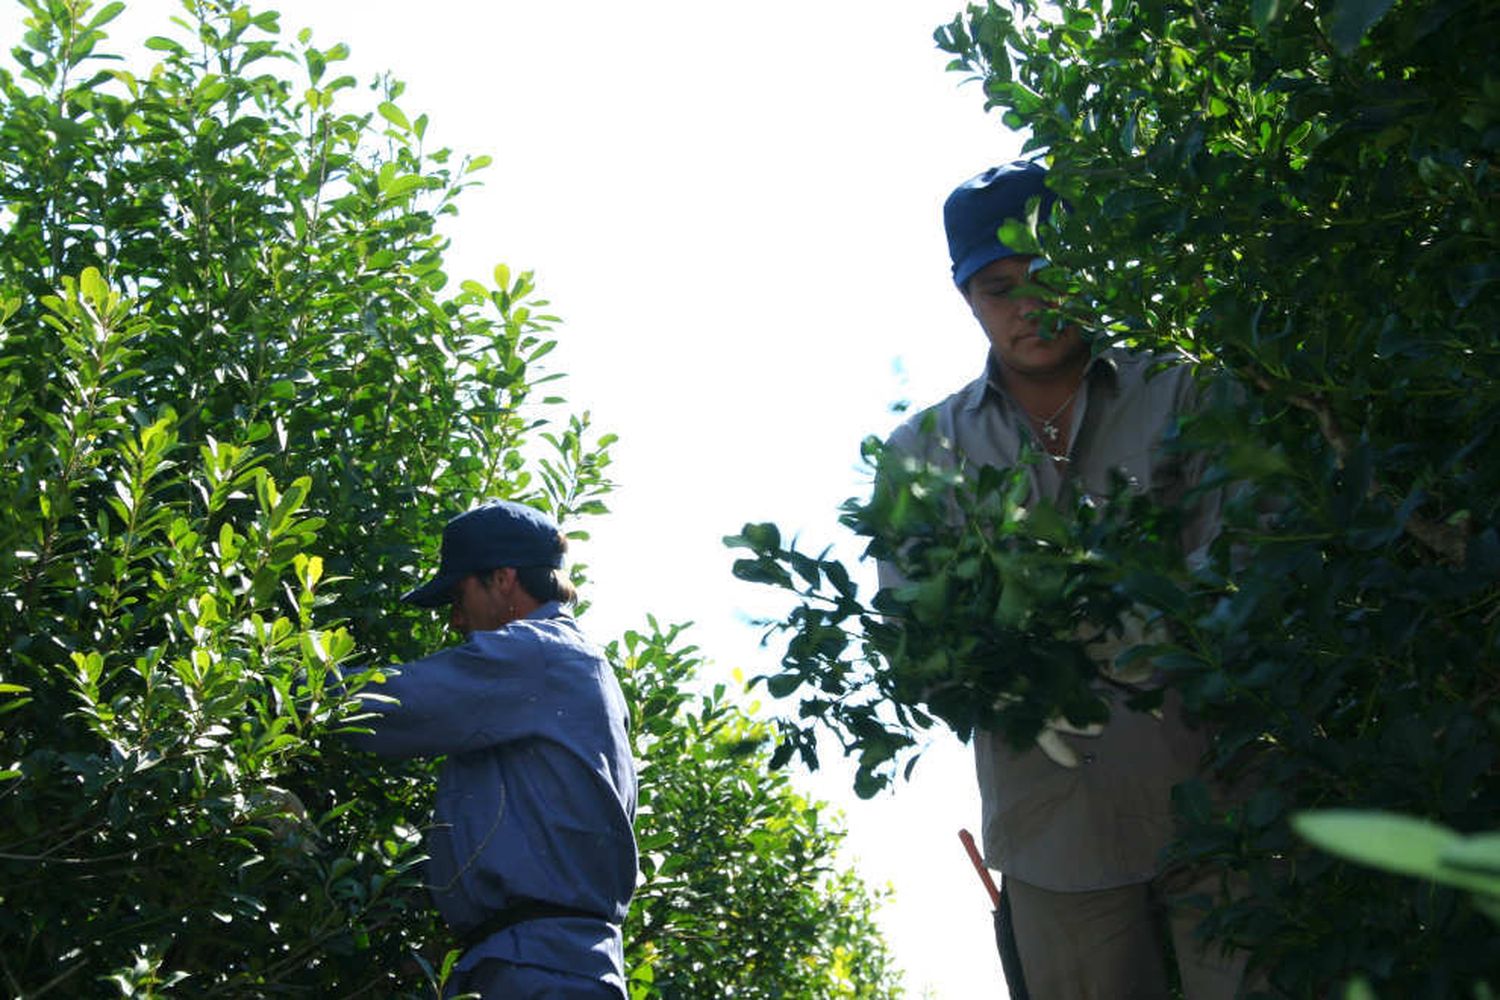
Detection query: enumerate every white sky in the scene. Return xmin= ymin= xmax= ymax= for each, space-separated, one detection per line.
xmin=12 ymin=2 xmax=1029 ymax=994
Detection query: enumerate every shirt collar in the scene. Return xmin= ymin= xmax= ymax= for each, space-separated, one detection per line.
xmin=965 ymin=346 xmax=1122 ymax=413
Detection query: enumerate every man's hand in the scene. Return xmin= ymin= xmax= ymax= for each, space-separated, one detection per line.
xmin=1078 ymin=604 xmax=1170 ymax=688
xmin=994 ymin=692 xmax=1104 ymax=768
xmin=992 ymin=604 xmax=1171 ymax=769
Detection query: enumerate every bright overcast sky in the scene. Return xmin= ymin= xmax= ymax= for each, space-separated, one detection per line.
xmin=10 ymin=1 xmax=1031 ymax=993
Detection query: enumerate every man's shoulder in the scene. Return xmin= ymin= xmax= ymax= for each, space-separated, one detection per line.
xmin=885 ymin=373 xmax=988 ymax=454
xmin=1097 ymin=345 xmax=1200 ymax=406
xmin=511 ymin=611 xmax=606 ymax=669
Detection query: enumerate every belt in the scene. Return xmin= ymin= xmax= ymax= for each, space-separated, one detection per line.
xmin=460 ymin=899 xmax=611 ymax=952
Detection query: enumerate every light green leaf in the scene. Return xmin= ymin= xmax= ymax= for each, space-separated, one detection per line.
xmin=87 ymin=1 xmax=127 ymax=31
xmin=1294 ymin=810 xmax=1500 ymax=896
xmin=381 ymin=174 xmax=424 ymax=200
xmin=996 ymin=219 xmax=1041 ymax=256
xmin=1440 ymin=834 xmax=1500 ymax=878
xmin=144 ymin=35 xmax=186 ymax=54
xmin=303 ymin=554 xmax=323 ymax=589
xmin=79 ymin=266 xmax=109 ymax=307
xmin=377 ymin=100 xmax=410 ymax=131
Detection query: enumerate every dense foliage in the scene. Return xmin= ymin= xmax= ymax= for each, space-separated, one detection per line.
xmin=0 ymin=1 xmax=899 ymax=995
xmin=0 ymin=0 xmax=546 ymax=989
xmin=615 ymin=622 xmax=901 ymax=1000
xmin=731 ymin=0 xmax=1499 ymax=994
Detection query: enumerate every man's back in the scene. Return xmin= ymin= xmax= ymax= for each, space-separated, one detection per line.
xmin=350 ymin=500 xmax=637 ymax=998
xmin=355 ymin=604 xmax=636 ymax=995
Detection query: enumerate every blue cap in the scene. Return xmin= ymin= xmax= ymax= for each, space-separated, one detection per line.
xmin=944 ymin=160 xmax=1056 ymax=288
xmin=402 ymin=499 xmax=564 ymax=607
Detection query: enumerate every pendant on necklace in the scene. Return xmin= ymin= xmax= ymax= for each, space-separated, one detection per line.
xmin=1042 ymin=421 xmax=1060 ymax=443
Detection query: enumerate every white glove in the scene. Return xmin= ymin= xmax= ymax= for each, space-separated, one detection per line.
xmin=992 ymin=604 xmax=1171 ymax=770
xmin=1035 ymin=725 xmax=1097 ymax=769
xmin=993 ymin=692 xmax=1103 ymax=769
xmin=1077 ymin=603 xmax=1170 ymax=687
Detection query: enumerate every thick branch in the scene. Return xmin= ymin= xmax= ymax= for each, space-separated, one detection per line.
xmin=1249 ymin=371 xmax=1351 ymax=460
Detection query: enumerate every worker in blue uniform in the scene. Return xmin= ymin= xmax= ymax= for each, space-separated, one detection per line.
xmin=350 ymin=499 xmax=638 ymax=998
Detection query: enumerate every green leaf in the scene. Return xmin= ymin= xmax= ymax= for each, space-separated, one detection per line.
xmin=1326 ymin=0 xmax=1397 ymax=54
xmin=996 ymin=219 xmax=1041 ymax=256
xmin=377 ymin=101 xmax=410 ymax=131
xmin=381 ymin=174 xmax=425 ymax=200
xmin=1020 ymin=501 xmax=1069 ymax=545
xmin=79 ymin=266 xmax=109 ymax=307
xmin=1440 ymin=834 xmax=1500 ymax=879
xmin=789 ymin=550 xmax=821 ymax=589
xmin=1120 ymin=571 xmax=1187 ymax=614
xmin=268 ymin=476 xmax=311 ymax=536
xmin=1293 ymin=811 xmax=1500 ymax=896
xmin=1250 ymin=0 xmax=1284 ymax=29
xmin=736 ymin=522 xmax=782 ymax=554
xmin=144 ymin=35 xmax=186 ymax=54
xmin=730 ymin=558 xmax=792 ymax=588
xmin=87 ymin=1 xmax=127 ymax=31
xmin=766 ymin=673 xmax=801 ymax=698
xmin=853 ymin=768 xmax=888 ymax=799
xmin=1246 ymin=787 xmax=1283 ymax=828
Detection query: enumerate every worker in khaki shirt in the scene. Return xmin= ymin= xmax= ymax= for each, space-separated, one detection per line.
xmin=880 ymin=161 xmax=1243 ymax=998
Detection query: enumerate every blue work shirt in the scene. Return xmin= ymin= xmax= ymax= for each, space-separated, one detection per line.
xmin=350 ymin=601 xmax=637 ymax=994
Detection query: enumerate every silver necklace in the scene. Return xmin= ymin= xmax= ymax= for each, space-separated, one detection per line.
xmin=1025 ymin=382 xmax=1082 ymax=446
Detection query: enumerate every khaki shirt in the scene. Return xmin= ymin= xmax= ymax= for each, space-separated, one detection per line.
xmin=881 ymin=347 xmax=1218 ymax=891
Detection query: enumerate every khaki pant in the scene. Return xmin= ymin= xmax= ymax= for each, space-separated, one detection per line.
xmin=1005 ymin=871 xmax=1246 ymax=1000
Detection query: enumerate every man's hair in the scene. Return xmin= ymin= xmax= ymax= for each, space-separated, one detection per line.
xmin=515 ymin=565 xmax=578 ymax=606
xmin=480 ymin=532 xmax=578 ymax=606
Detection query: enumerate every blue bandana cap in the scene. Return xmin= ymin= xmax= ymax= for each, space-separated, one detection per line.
xmin=944 ymin=159 xmax=1057 ymax=288
xmin=402 ymin=499 xmax=564 ymax=607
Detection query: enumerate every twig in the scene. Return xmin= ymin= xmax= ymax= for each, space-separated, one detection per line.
xmin=27 ymin=958 xmax=87 ymax=998
xmin=0 ymin=820 xmax=111 ymax=862
xmin=1249 ymin=369 xmax=1468 ymax=566
xmin=1 ymin=951 xmax=22 ymax=996
xmin=1248 ymin=370 xmax=1350 ymax=461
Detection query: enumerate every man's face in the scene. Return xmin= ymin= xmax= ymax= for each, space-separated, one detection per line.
xmin=964 ymin=255 xmax=1086 ymax=379
xmin=449 ymin=572 xmax=508 ymax=636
